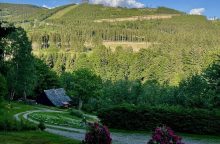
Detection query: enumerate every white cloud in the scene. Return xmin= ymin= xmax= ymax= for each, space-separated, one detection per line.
xmin=90 ymin=0 xmax=145 ymax=8
xmin=42 ymin=4 xmax=53 ymax=9
xmin=189 ymin=8 xmax=205 ymax=15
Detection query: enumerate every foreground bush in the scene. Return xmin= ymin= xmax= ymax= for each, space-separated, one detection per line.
xmin=148 ymin=126 xmax=184 ymax=144
xmin=38 ymin=121 xmax=46 ymax=131
xmin=98 ymin=104 xmax=220 ymax=135
xmin=82 ymin=122 xmax=112 ymax=144
xmin=0 ymin=112 xmax=37 ymax=131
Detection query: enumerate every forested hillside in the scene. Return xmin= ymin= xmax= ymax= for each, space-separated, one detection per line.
xmin=0 ymin=3 xmax=72 ymax=23
xmin=1 ymin=3 xmax=220 ymax=85
xmin=2 ymin=3 xmax=220 ymax=140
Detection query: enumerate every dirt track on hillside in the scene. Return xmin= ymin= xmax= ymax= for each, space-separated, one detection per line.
xmin=94 ymin=14 xmax=180 ymax=23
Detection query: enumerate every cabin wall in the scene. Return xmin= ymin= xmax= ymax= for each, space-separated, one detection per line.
xmin=36 ymin=93 xmax=54 ymax=106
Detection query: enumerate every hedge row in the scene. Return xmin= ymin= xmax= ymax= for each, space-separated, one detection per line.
xmin=98 ymin=105 xmax=220 ymax=135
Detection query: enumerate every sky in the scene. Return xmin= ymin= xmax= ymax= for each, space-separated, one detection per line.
xmin=0 ymin=0 xmax=219 ymax=18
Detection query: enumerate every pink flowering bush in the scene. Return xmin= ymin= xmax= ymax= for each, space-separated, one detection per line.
xmin=148 ymin=126 xmax=184 ymax=144
xmin=82 ymin=122 xmax=112 ymax=144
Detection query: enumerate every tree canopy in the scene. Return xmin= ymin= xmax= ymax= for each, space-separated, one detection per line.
xmin=61 ymin=68 xmax=102 ymax=109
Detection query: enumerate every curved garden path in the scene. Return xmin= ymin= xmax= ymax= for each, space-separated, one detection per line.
xmin=14 ymin=109 xmax=219 ymax=144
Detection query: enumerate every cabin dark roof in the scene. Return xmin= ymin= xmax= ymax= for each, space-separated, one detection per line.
xmin=44 ymin=88 xmax=71 ymax=107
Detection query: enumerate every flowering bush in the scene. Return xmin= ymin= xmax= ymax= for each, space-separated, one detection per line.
xmin=148 ymin=126 xmax=184 ymax=144
xmin=82 ymin=122 xmax=112 ymax=144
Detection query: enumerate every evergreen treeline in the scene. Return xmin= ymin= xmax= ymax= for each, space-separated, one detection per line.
xmin=1 ymin=20 xmax=220 ymax=111
xmin=1 ymin=4 xmax=220 ymax=111
xmin=24 ymin=5 xmax=219 ymax=84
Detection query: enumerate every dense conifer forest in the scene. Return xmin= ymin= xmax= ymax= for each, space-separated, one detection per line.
xmin=1 ymin=3 xmax=220 ymax=143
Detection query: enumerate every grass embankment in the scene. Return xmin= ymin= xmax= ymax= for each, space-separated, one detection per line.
xmin=0 ymin=102 xmax=81 ymax=143
xmin=0 ymin=131 xmax=80 ymax=144
xmin=4 ymin=101 xmax=66 ymax=114
xmin=48 ymin=4 xmax=78 ymax=19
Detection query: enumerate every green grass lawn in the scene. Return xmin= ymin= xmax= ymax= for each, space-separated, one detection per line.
xmin=0 ymin=131 xmax=80 ymax=144
xmin=2 ymin=101 xmax=67 ymax=116
xmin=3 ymin=102 xmax=36 ymax=116
xmin=29 ymin=110 xmax=98 ymax=129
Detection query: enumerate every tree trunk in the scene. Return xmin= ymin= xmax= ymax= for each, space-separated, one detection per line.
xmin=10 ymin=90 xmax=15 ymax=101
xmin=23 ymin=91 xmax=27 ymax=101
xmin=78 ymin=98 xmax=83 ymax=110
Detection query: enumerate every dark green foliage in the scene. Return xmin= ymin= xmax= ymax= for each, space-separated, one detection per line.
xmin=204 ymin=58 xmax=220 ymax=91
xmin=98 ymin=105 xmax=220 ymax=135
xmin=177 ymin=75 xmax=215 ymax=108
xmin=82 ymin=80 xmax=142 ymax=112
xmin=34 ymin=58 xmax=60 ymax=97
xmin=38 ymin=121 xmax=46 ymax=131
xmin=203 ymin=58 xmax=220 ymax=107
xmin=0 ymin=74 xmax=7 ymax=101
xmin=84 ymin=77 xmax=217 ymax=112
xmin=138 ymin=80 xmax=177 ymax=106
xmin=0 ymin=114 xmax=37 ymax=131
xmin=60 ymin=68 xmax=102 ymax=110
xmin=6 ymin=27 xmax=36 ymax=100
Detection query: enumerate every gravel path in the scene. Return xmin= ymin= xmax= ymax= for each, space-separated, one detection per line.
xmin=14 ymin=109 xmax=220 ymax=144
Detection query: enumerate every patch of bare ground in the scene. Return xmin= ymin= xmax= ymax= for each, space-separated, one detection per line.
xmin=94 ymin=14 xmax=180 ymax=23
xmin=102 ymin=41 xmax=153 ymax=52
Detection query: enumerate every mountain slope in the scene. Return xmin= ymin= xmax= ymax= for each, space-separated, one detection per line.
xmin=46 ymin=4 xmax=182 ymax=22
xmin=48 ymin=4 xmax=78 ymax=19
xmin=0 ymin=3 xmax=47 ymax=22
xmin=2 ymin=3 xmax=219 ymax=85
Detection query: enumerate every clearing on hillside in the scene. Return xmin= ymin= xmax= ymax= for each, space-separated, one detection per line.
xmin=103 ymin=41 xmax=153 ymax=52
xmin=94 ymin=14 xmax=180 ymax=23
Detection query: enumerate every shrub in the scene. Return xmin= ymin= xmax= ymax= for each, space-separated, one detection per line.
xmin=19 ymin=119 xmax=38 ymax=131
xmin=38 ymin=120 xmax=46 ymax=131
xmin=82 ymin=122 xmax=112 ymax=144
xmin=98 ymin=104 xmax=220 ymax=135
xmin=148 ymin=125 xmax=184 ymax=144
xmin=177 ymin=74 xmax=214 ymax=108
xmin=0 ymin=113 xmax=37 ymax=131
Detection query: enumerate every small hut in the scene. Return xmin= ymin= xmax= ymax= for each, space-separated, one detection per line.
xmin=37 ymin=88 xmax=72 ymax=107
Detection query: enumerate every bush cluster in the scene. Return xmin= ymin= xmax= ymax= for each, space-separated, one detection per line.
xmin=0 ymin=114 xmax=37 ymax=131
xmin=38 ymin=120 xmax=46 ymax=131
xmin=148 ymin=125 xmax=184 ymax=144
xmin=98 ymin=104 xmax=220 ymax=135
xmin=82 ymin=122 xmax=112 ymax=144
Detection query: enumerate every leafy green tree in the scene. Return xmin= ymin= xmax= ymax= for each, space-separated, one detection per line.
xmin=178 ymin=74 xmax=214 ymax=108
xmin=101 ymin=80 xmax=141 ymax=105
xmin=204 ymin=58 xmax=220 ymax=107
xmin=138 ymin=80 xmax=162 ymax=105
xmin=34 ymin=58 xmax=60 ymax=97
xmin=0 ymin=21 xmax=15 ymax=75
xmin=204 ymin=58 xmax=220 ymax=91
xmin=61 ymin=68 xmax=102 ymax=110
xmin=6 ymin=27 xmax=36 ymax=100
